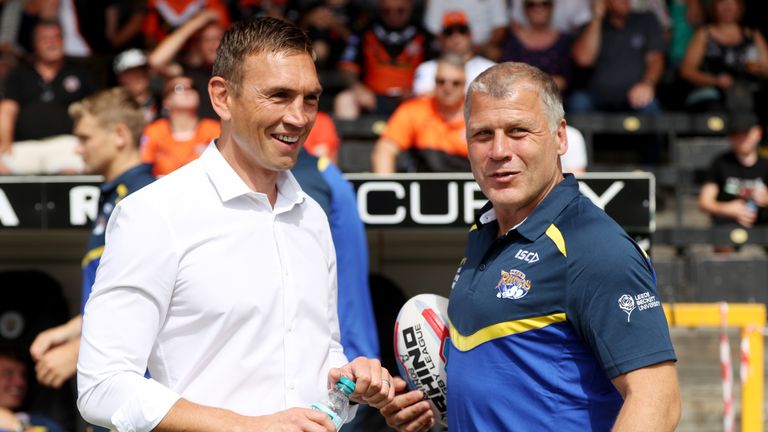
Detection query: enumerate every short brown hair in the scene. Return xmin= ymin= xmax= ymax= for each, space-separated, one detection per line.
xmin=68 ymin=87 xmax=146 ymax=147
xmin=212 ymin=17 xmax=313 ymax=94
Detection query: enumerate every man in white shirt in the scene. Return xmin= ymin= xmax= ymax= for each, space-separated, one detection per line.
xmin=77 ymin=17 xmax=394 ymax=432
xmin=412 ymin=11 xmax=495 ymax=97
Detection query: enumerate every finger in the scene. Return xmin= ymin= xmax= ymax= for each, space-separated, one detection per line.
xmin=327 ymin=367 xmax=343 ymax=389
xmin=392 ymin=376 xmax=409 ymax=393
xmin=51 ymin=374 xmax=66 ymax=389
xmin=380 ymin=389 xmax=425 ymax=417
xmin=30 ymin=338 xmax=51 ymax=360
xmin=303 ymin=408 xmax=337 ymax=432
xmin=402 ymin=408 xmax=435 ymax=432
xmin=364 ymin=373 xmax=392 ymax=408
xmin=349 ymin=357 xmax=375 ymax=397
xmin=384 ymin=399 xmax=432 ymax=429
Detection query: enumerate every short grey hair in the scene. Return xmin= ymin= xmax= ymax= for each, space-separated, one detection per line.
xmin=464 ymin=62 xmax=564 ymax=134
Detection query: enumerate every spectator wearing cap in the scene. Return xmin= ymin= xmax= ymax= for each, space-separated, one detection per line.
xmin=140 ymin=75 xmax=220 ymax=176
xmin=334 ymin=0 xmax=434 ymax=120
xmin=0 ymin=20 xmax=99 ymax=175
xmin=502 ymin=0 xmax=573 ymax=92
xmin=372 ymin=54 xmax=469 ymax=173
xmin=114 ymin=48 xmax=162 ymax=123
xmin=423 ymin=0 xmax=509 ymax=61
xmin=412 ymin=10 xmax=495 ymax=96
xmin=699 ymin=112 xmax=768 ymax=252
xmin=570 ymin=0 xmax=664 ymax=113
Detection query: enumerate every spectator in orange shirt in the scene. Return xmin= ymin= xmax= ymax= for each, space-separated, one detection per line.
xmin=371 ymin=54 xmax=468 ymax=173
xmin=333 ymin=0 xmax=433 ymax=120
xmin=141 ymin=75 xmax=220 ymax=176
xmin=304 ymin=111 xmax=341 ymax=164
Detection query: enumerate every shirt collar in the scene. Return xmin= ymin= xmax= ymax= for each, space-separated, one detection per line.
xmin=100 ymin=163 xmax=154 ymax=195
xmin=200 ymin=141 xmax=306 ymax=210
xmin=477 ymin=174 xmax=580 ymax=240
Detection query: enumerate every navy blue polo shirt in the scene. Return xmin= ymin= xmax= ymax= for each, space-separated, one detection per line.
xmin=81 ymin=163 xmax=155 ymax=311
xmin=447 ymin=174 xmax=676 ymax=431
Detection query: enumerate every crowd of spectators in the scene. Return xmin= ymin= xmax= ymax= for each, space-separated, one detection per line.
xmin=0 ymin=1 xmax=766 ymax=428
xmin=0 ymin=0 xmax=767 ymax=177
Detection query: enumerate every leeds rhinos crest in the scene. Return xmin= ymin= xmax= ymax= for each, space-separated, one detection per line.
xmin=496 ymin=269 xmax=531 ymax=300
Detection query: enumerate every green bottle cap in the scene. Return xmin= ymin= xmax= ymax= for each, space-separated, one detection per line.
xmin=336 ymin=376 xmax=355 ymax=396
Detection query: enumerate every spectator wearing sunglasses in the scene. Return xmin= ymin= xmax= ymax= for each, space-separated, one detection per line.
xmin=502 ymin=0 xmax=573 ymax=92
xmin=139 ymin=75 xmax=220 ymax=176
xmin=372 ymin=54 xmax=469 ymax=173
xmin=412 ymin=11 xmax=496 ymax=96
xmin=423 ymin=0 xmax=509 ymax=61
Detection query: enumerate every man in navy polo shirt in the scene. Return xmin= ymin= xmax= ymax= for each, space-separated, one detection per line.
xmin=381 ymin=62 xmax=680 ymax=431
xmin=28 ymin=88 xmax=154 ymax=391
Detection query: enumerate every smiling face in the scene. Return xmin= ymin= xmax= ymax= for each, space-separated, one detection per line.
xmin=0 ymin=356 xmax=26 ymax=410
xmin=224 ymin=51 xmax=321 ymax=177
xmin=467 ymin=84 xmax=566 ymax=230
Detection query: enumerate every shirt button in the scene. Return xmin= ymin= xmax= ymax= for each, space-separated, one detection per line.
xmin=479 ymin=264 xmax=486 ymax=271
xmin=287 ymin=323 xmax=294 ymax=332
xmin=288 ymin=381 xmax=295 ymax=390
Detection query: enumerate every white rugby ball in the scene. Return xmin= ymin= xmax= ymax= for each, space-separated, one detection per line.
xmin=394 ymin=294 xmax=449 ymax=426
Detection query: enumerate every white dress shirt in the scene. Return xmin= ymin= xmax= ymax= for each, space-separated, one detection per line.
xmin=77 ymin=142 xmax=348 ymax=431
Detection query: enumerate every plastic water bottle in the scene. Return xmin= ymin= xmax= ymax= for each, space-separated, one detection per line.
xmin=311 ymin=376 xmax=355 ymax=431
xmin=746 ymin=198 xmax=758 ymax=215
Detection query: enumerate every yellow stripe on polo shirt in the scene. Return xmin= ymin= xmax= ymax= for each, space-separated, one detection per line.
xmin=81 ymin=246 xmax=104 ymax=268
xmin=545 ymin=224 xmax=566 ymax=257
xmin=450 ymin=313 xmax=567 ymax=352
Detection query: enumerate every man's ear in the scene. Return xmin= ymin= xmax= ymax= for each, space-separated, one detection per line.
xmin=113 ymin=123 xmax=132 ymax=151
xmin=209 ymin=76 xmax=231 ymax=121
xmin=557 ymin=119 xmax=568 ymax=157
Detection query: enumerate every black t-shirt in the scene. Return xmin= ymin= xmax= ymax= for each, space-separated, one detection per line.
xmin=4 ymin=61 xmax=99 ymax=141
xmin=706 ymin=151 xmax=768 ymax=223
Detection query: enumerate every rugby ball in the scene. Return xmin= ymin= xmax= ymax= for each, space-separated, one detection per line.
xmin=394 ymin=294 xmax=449 ymax=426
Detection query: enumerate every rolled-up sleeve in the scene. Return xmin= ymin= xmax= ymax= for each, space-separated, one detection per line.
xmin=77 ymin=195 xmax=181 ymax=432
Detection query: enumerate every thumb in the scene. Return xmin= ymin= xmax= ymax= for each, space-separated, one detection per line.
xmin=327 ymin=367 xmax=343 ymax=389
xmin=392 ymin=376 xmax=409 ymax=393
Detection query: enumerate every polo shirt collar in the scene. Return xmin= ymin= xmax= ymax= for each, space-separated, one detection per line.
xmin=478 ymin=174 xmax=579 ymax=240
xmin=200 ymin=141 xmax=306 ymax=209
xmin=100 ymin=163 xmax=153 ymax=195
